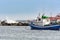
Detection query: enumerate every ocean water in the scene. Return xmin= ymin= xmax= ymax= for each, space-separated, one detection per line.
xmin=0 ymin=26 xmax=60 ymax=40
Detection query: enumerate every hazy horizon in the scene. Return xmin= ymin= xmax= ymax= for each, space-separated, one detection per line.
xmin=0 ymin=0 xmax=60 ymax=20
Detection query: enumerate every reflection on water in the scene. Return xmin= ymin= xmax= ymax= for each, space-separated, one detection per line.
xmin=0 ymin=26 xmax=60 ymax=40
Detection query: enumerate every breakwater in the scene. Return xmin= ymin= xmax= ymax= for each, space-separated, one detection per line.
xmin=0 ymin=20 xmax=30 ymax=26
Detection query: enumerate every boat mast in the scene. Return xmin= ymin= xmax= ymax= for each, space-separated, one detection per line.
xmin=50 ymin=12 xmax=52 ymax=17
xmin=37 ymin=13 xmax=41 ymax=21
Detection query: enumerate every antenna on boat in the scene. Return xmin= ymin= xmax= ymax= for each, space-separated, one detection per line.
xmin=38 ymin=12 xmax=40 ymax=17
xmin=37 ymin=12 xmax=41 ymax=21
xmin=50 ymin=12 xmax=52 ymax=17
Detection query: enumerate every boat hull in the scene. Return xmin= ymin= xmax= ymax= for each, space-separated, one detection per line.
xmin=29 ymin=23 xmax=60 ymax=30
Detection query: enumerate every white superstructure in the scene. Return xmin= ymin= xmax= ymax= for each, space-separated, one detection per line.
xmin=33 ymin=13 xmax=50 ymax=26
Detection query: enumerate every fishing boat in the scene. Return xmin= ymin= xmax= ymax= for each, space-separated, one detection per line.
xmin=29 ymin=14 xmax=60 ymax=30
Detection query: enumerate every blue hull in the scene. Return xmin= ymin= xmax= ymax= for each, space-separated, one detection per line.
xmin=29 ymin=23 xmax=60 ymax=30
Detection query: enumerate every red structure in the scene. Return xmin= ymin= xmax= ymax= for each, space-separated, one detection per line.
xmin=49 ymin=15 xmax=60 ymax=21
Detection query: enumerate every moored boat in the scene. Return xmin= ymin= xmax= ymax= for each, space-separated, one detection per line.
xmin=29 ymin=13 xmax=60 ymax=30
xmin=30 ymin=22 xmax=60 ymax=30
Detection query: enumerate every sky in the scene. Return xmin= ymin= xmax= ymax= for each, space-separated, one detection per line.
xmin=0 ymin=0 xmax=60 ymax=20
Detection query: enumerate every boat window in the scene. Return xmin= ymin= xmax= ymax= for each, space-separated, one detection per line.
xmin=38 ymin=18 xmax=41 ymax=21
